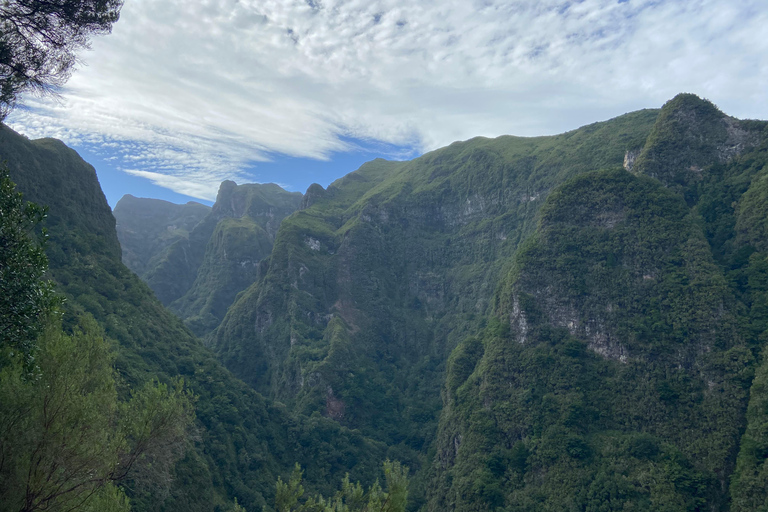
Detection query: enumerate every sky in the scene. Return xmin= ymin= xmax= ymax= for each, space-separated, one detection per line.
xmin=6 ymin=0 xmax=768 ymax=207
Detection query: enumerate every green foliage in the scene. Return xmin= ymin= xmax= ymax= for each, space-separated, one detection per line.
xmin=114 ymin=195 xmax=210 ymax=277
xmin=632 ymin=93 xmax=766 ymax=201
xmin=277 ymin=461 xmax=409 ymax=512
xmin=431 ymin=166 xmax=751 ymax=510
xmin=3 ymin=122 xmax=386 ymax=511
xmin=116 ymin=181 xmax=303 ymax=336
xmin=212 ymin=109 xmax=660 ymax=512
xmin=0 ymin=166 xmax=57 ymax=364
xmin=9 ymin=92 xmax=768 ymax=511
xmin=0 ymin=316 xmax=193 ymax=512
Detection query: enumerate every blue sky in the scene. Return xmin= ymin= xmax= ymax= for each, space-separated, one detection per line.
xmin=76 ymin=134 xmax=415 ymax=207
xmin=6 ymin=0 xmax=768 ymax=207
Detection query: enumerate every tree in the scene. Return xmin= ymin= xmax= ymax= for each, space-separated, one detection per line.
xmin=0 ymin=164 xmax=56 ymax=366
xmin=276 ymin=460 xmax=409 ymax=512
xmin=0 ymin=316 xmax=195 ymax=512
xmin=0 ymin=0 xmax=123 ymax=119
xmin=0 ymin=175 xmax=195 ymax=511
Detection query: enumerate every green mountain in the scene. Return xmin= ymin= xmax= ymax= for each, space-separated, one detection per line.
xmin=7 ymin=92 xmax=768 ymax=511
xmin=114 ymin=195 xmax=210 ymax=278
xmin=115 ymin=181 xmax=303 ymax=337
xmin=204 ymin=94 xmax=768 ymax=510
xmin=0 ymin=124 xmax=385 ymax=512
xmin=210 ymin=106 xmax=660 ymax=506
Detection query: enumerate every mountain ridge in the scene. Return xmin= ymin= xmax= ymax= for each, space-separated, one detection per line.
xmin=14 ymin=92 xmax=768 ymax=510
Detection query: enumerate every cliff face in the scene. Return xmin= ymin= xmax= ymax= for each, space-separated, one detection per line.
xmin=430 ymin=95 xmax=768 ymax=511
xmin=208 ymin=95 xmax=768 ymax=510
xmin=115 ymin=180 xmax=303 ymax=336
xmin=211 ymin=109 xmax=660 ymax=485
xmin=0 ymin=124 xmax=384 ymax=512
xmin=21 ymin=92 xmax=768 ymax=510
xmin=434 ymin=169 xmax=747 ymax=511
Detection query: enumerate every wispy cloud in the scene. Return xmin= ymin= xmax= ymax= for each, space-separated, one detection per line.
xmin=7 ymin=0 xmax=768 ymax=199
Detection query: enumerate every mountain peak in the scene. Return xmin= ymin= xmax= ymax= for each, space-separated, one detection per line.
xmin=632 ymin=93 xmax=763 ymax=197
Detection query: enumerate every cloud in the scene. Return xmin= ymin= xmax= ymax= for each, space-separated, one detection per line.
xmin=6 ymin=0 xmax=768 ymax=199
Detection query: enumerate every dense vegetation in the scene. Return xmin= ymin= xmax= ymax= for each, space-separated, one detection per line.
xmin=6 ymin=92 xmax=768 ymax=511
xmin=275 ymin=461 xmax=409 ymax=512
xmin=114 ymin=195 xmax=210 ymax=278
xmin=115 ymin=181 xmax=303 ymax=337
xmin=209 ymin=106 xmax=660 ymax=507
xmin=0 ymin=124 xmax=385 ymax=511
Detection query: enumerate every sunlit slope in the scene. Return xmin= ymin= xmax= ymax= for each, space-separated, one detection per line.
xmin=212 ymin=108 xmax=660 ymax=462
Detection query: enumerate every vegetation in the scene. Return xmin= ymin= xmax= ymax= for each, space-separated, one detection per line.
xmin=113 ymin=195 xmax=210 ymax=278
xmin=115 ymin=181 xmax=303 ymax=337
xmin=7 ymin=91 xmax=768 ymax=510
xmin=276 ymin=461 xmax=409 ymax=512
xmin=1 ymin=122 xmax=386 ymax=511
xmin=0 ymin=0 xmax=122 ymax=118
xmin=0 ymin=170 xmax=193 ymax=512
xmin=0 ymin=164 xmax=55 ymax=364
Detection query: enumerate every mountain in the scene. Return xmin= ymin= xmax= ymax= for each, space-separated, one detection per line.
xmin=0 ymin=124 xmax=385 ymax=512
xmin=203 ymin=94 xmax=768 ymax=510
xmin=114 ymin=181 xmax=303 ymax=337
xmin=429 ymin=94 xmax=768 ymax=511
xmin=9 ymin=92 xmax=768 ymax=511
xmin=114 ymin=195 xmax=210 ymax=278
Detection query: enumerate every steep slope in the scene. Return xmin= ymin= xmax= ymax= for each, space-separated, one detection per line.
xmin=169 ymin=181 xmax=303 ymax=336
xmin=692 ymin=127 xmax=768 ymax=511
xmin=114 ymin=195 xmax=210 ymax=278
xmin=211 ymin=109 xmax=660 ymax=504
xmin=429 ymin=94 xmax=768 ymax=511
xmin=208 ymin=94 xmax=768 ymax=510
xmin=0 ymin=124 xmax=384 ymax=512
xmin=432 ymin=168 xmax=748 ymax=510
xmin=120 ymin=181 xmax=303 ymax=336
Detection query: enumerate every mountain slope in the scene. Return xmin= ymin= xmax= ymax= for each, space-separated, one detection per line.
xmin=429 ymin=94 xmax=768 ymax=511
xmin=206 ymin=95 xmax=768 ymax=510
xmin=0 ymin=123 xmax=384 ymax=512
xmin=168 ymin=181 xmax=303 ymax=336
xmin=210 ymin=108 xmax=659 ymax=506
xmin=116 ymin=181 xmax=303 ymax=337
xmin=432 ymin=167 xmax=748 ymax=510
xmin=114 ymin=195 xmax=210 ymax=278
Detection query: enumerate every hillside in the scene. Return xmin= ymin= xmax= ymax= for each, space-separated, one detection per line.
xmin=10 ymin=92 xmax=768 ymax=511
xmin=204 ymin=95 xmax=768 ymax=510
xmin=0 ymin=124 xmax=385 ymax=512
xmin=115 ymin=181 xmax=303 ymax=337
xmin=114 ymin=195 xmax=211 ymax=278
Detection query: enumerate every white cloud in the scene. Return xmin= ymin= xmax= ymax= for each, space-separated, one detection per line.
xmin=6 ymin=0 xmax=768 ymax=199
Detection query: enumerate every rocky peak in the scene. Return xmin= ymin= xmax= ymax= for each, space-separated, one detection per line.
xmin=301 ymin=183 xmax=326 ymax=209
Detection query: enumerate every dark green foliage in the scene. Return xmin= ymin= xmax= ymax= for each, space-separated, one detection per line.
xmin=212 ymin=110 xmax=659 ymax=487
xmin=430 ymin=167 xmax=751 ymax=510
xmin=114 ymin=195 xmax=210 ymax=277
xmin=633 ymin=93 xmax=766 ymax=202
xmin=276 ymin=460 xmax=409 ymax=512
xmin=116 ymin=180 xmax=303 ymax=337
xmin=209 ymin=108 xmax=660 ymax=509
xmin=0 ymin=0 xmax=122 ymax=119
xmin=8 ymin=90 xmax=768 ymax=511
xmin=0 ymin=165 xmax=56 ymax=363
xmin=0 ymin=317 xmax=194 ymax=512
